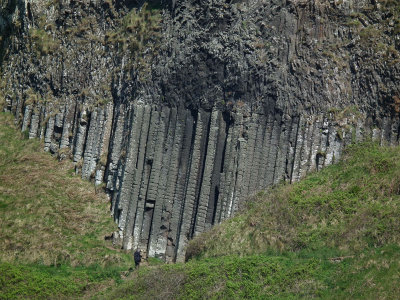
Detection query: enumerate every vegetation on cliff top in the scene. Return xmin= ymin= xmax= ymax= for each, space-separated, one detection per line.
xmin=105 ymin=3 xmax=161 ymax=80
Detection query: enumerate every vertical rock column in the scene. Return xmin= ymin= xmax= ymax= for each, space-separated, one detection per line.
xmin=44 ymin=114 xmax=55 ymax=152
xmin=109 ymin=104 xmax=136 ymax=230
xmin=106 ymin=104 xmax=128 ymax=199
xmin=73 ymin=109 xmax=88 ymax=164
xmin=155 ymin=107 xmax=186 ymax=260
xmin=81 ymin=109 xmax=100 ymax=179
xmin=28 ymin=106 xmax=41 ymax=139
xmin=95 ymin=103 xmax=114 ymax=186
xmin=123 ymin=105 xmax=153 ymax=250
xmin=115 ymin=105 xmax=145 ymax=232
xmin=240 ymin=114 xmax=260 ymax=199
xmin=21 ymin=105 xmax=32 ymax=133
xmin=148 ymin=107 xmax=178 ymax=257
xmin=139 ymin=107 xmax=170 ymax=253
xmin=165 ymin=110 xmax=195 ymax=262
xmin=248 ymin=116 xmax=267 ymax=193
xmin=217 ymin=112 xmax=243 ymax=221
xmin=193 ymin=108 xmax=220 ymax=236
xmin=205 ymin=111 xmax=227 ymax=230
xmin=264 ymin=114 xmax=283 ymax=187
xmin=133 ymin=107 xmax=160 ymax=251
xmin=256 ymin=114 xmax=274 ymax=192
xmin=59 ymin=102 xmax=75 ymax=150
xmin=176 ymin=110 xmax=210 ymax=262
xmin=291 ymin=116 xmax=305 ymax=183
xmin=273 ymin=114 xmax=291 ymax=184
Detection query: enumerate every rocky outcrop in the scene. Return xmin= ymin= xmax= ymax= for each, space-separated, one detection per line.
xmin=1 ymin=0 xmax=399 ymax=262
xmin=5 ymin=95 xmax=400 ymax=262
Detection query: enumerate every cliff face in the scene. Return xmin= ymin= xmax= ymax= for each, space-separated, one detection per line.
xmin=1 ymin=0 xmax=399 ymax=262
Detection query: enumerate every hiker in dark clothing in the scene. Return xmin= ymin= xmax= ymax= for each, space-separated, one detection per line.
xmin=134 ymin=249 xmax=142 ymax=269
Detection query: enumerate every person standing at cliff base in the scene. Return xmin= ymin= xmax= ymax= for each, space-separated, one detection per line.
xmin=134 ymin=249 xmax=142 ymax=269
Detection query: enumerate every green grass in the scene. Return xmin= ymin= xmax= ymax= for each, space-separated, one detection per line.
xmin=105 ymin=4 xmax=161 ymax=55
xmin=0 ymin=112 xmax=132 ymax=298
xmin=104 ymin=3 xmax=161 ymax=80
xmin=0 ymin=262 xmax=125 ymax=299
xmin=29 ymin=28 xmax=60 ymax=56
xmin=103 ymin=254 xmax=326 ymax=300
xmin=101 ymin=245 xmax=400 ymax=299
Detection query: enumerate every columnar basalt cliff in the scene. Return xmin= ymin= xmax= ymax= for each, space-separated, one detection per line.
xmin=1 ymin=0 xmax=399 ymax=262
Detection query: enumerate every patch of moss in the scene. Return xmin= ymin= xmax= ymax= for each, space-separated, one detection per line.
xmin=29 ymin=28 xmax=60 ymax=56
xmin=105 ymin=3 xmax=161 ymax=77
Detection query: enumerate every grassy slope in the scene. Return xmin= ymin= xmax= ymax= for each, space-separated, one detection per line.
xmin=188 ymin=142 xmax=400 ymax=258
xmin=0 ymin=113 xmax=133 ymax=299
xmin=103 ymin=142 xmax=400 ymax=299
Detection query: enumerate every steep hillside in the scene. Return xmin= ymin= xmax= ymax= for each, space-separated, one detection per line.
xmin=101 ymin=142 xmax=400 ymax=299
xmin=0 ymin=112 xmax=133 ymax=299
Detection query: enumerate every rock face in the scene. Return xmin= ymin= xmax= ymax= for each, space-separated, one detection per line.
xmin=1 ymin=0 xmax=399 ymax=262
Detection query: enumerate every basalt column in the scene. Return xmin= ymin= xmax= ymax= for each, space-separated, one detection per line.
xmin=12 ymin=98 xmax=400 ymax=262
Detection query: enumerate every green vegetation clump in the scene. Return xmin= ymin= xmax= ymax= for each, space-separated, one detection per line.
xmin=29 ymin=28 xmax=59 ymax=56
xmin=105 ymin=4 xmax=161 ymax=78
xmin=0 ymin=77 xmax=8 ymax=110
xmin=345 ymin=1 xmax=400 ymax=61
xmin=103 ymin=246 xmax=400 ymax=299
xmin=103 ymin=254 xmax=329 ymax=300
xmin=106 ymin=5 xmax=161 ymax=53
xmin=0 ymin=262 xmax=124 ymax=299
